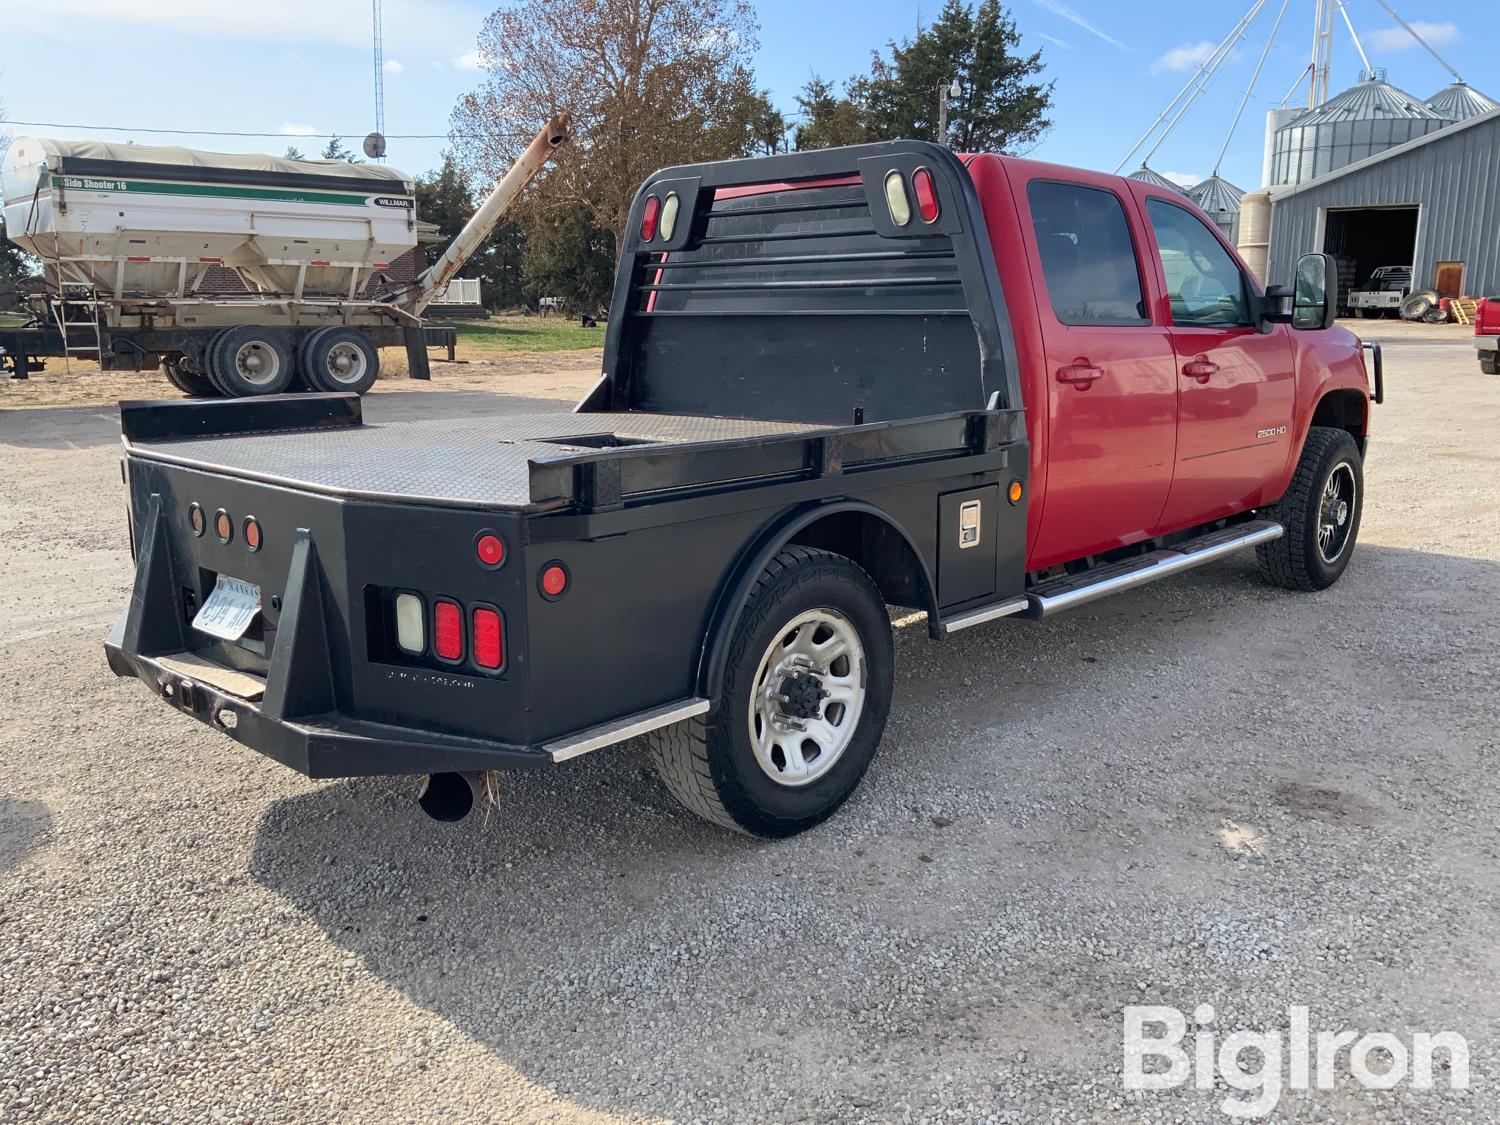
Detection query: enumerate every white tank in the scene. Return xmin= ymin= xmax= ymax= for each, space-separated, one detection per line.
xmin=1 ymin=136 xmax=416 ymax=299
xmin=1237 ymin=189 xmax=1274 ymax=283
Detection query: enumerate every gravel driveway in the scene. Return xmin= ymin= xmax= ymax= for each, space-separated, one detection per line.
xmin=2 ymin=331 xmax=1496 ymax=1122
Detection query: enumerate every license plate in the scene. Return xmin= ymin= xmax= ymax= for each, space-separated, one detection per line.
xmin=192 ymin=575 xmax=262 ymax=641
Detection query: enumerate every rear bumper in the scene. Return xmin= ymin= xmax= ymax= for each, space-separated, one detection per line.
xmin=106 ymin=615 xmax=551 ymax=777
xmin=1476 ymin=335 xmax=1498 ymax=354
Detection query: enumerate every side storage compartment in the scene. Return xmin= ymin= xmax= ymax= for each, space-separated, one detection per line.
xmin=937 ymin=484 xmax=999 ymax=608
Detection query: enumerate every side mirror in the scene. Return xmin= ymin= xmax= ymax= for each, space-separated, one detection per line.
xmin=1291 ymin=251 xmax=1338 ymax=330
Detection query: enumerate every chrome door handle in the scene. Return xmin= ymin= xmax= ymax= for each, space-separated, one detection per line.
xmin=1056 ymin=364 xmax=1103 ymax=386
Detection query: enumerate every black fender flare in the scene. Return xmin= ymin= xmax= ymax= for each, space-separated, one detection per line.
xmin=694 ymin=499 xmax=938 ymax=705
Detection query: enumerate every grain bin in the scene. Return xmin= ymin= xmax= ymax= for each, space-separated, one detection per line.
xmin=1267 ymin=76 xmax=1452 ymax=187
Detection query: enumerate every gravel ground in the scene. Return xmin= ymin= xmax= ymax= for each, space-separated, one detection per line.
xmin=1 ymin=329 xmax=1497 ymax=1122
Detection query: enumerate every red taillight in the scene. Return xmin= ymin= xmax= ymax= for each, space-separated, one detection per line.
xmin=912 ymin=168 xmax=939 ymax=223
xmin=476 ymin=532 xmax=505 ymax=568
xmin=214 ymin=509 xmax=233 ymax=543
xmin=640 ymin=195 xmax=661 ymax=241
xmin=243 ymin=516 xmax=262 ymax=552
xmin=188 ymin=503 xmax=206 ymax=537
xmin=540 ymin=563 xmax=568 ymax=599
xmin=433 ymin=600 xmax=463 ymax=662
xmin=472 ymin=607 xmax=503 ymax=669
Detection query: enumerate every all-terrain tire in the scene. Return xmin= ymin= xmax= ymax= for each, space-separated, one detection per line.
xmin=647 ymin=546 xmax=894 ymax=838
xmin=1481 ymin=353 xmax=1498 ymax=376
xmin=1257 ymin=426 xmax=1363 ymax=592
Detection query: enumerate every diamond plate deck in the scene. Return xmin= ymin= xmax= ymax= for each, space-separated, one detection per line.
xmin=126 ymin=411 xmax=830 ymax=510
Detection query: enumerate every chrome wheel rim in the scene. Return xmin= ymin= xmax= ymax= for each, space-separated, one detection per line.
xmin=749 ymin=609 xmax=866 ymax=787
xmin=324 ymin=341 xmax=368 ymax=386
xmin=233 ymin=340 xmax=281 ymax=387
xmin=1318 ymin=462 xmax=1357 ymax=564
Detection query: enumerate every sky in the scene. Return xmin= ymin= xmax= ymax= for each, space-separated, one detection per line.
xmin=3 ymin=0 xmax=1495 ymax=194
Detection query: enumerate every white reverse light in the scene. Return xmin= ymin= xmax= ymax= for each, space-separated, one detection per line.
xmin=395 ymin=593 xmax=425 ymax=654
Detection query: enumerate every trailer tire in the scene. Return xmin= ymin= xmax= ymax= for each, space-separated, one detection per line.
xmin=647 ymin=546 xmax=894 ymax=838
xmin=207 ymin=326 xmax=295 ymax=396
xmin=1257 ymin=426 xmax=1363 ymax=592
xmin=301 ymin=327 xmax=379 ymax=394
xmin=161 ymin=359 xmax=216 ymax=398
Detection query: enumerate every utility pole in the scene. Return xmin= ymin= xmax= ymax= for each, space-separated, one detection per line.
xmin=936 ymin=78 xmax=960 ymax=146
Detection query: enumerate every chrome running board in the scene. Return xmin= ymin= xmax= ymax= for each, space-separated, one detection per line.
xmin=544 ymin=697 xmax=711 ymax=763
xmin=1021 ymin=520 xmax=1284 ymax=619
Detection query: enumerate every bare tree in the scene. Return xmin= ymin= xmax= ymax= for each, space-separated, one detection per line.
xmin=451 ymin=0 xmax=760 ymax=256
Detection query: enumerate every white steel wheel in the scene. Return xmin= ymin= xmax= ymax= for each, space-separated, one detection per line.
xmin=646 ymin=545 xmax=894 ymax=838
xmin=749 ymin=609 xmax=866 ymax=787
xmin=232 ymin=340 xmax=283 ymax=387
xmin=207 ymin=326 xmax=294 ymax=396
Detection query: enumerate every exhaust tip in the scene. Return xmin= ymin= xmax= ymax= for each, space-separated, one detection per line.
xmin=417 ymin=772 xmax=479 ymax=822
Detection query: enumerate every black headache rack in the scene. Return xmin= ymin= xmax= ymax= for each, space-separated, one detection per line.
xmin=586 ymin=139 xmax=1026 ymax=437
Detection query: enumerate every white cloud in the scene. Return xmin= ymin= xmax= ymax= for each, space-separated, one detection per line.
xmin=1152 ymin=40 xmax=1216 ymax=75
xmin=1036 ymin=33 xmax=1074 ymax=51
xmin=278 ymin=122 xmax=322 ymax=137
xmin=1366 ymin=20 xmax=1459 ymax=53
xmin=383 ymin=58 xmax=405 ymax=74
xmin=1033 ymin=0 xmax=1128 ymax=49
xmin=1162 ymin=171 xmax=1203 ymax=188
xmin=452 ymin=49 xmax=483 ymax=70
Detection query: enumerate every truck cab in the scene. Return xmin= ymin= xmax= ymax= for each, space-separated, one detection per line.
xmin=963 ymin=154 xmax=1373 ymax=571
xmin=107 ymin=141 xmax=1378 ymax=838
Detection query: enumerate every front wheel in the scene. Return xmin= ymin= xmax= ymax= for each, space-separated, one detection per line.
xmin=1257 ymin=426 xmax=1363 ymax=591
xmin=647 ymin=546 xmax=894 ymax=838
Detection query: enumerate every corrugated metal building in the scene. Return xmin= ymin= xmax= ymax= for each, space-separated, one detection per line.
xmin=1265 ymin=107 xmax=1500 ymax=300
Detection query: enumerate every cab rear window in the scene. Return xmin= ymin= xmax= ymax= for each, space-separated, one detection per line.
xmin=1027 ymin=181 xmax=1149 ymax=327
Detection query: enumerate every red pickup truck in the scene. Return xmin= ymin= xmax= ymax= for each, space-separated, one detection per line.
xmin=1476 ymin=297 xmax=1500 ymax=373
xmin=108 ymin=142 xmax=1380 ymax=837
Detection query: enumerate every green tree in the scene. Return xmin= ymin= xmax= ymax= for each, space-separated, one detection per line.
xmin=737 ymin=88 xmax=789 ymax=156
xmin=320 ymin=135 xmax=363 ymax=163
xmin=793 ymin=74 xmax=868 ymax=150
xmin=851 ymin=0 xmax=1051 ymax=151
xmin=521 ymin=203 xmax=615 ymax=314
xmin=284 ymin=145 xmax=307 ymax=160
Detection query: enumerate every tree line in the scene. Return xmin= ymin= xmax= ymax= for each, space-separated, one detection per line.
xmin=434 ymin=0 xmax=1052 ymax=313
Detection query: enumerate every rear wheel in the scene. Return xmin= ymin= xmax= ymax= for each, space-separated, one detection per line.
xmin=161 ymin=358 xmax=216 ymax=397
xmin=1481 ymin=353 xmax=1498 ymax=375
xmin=647 ymin=546 xmax=894 ymax=838
xmin=1257 ymin=426 xmax=1363 ymax=592
xmin=300 ymin=327 xmax=378 ymax=394
xmin=207 ymin=326 xmax=294 ymax=396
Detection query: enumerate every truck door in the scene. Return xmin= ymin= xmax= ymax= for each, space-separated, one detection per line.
xmin=1143 ymin=197 xmax=1296 ymax=528
xmin=1021 ymin=178 xmax=1179 ymax=568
